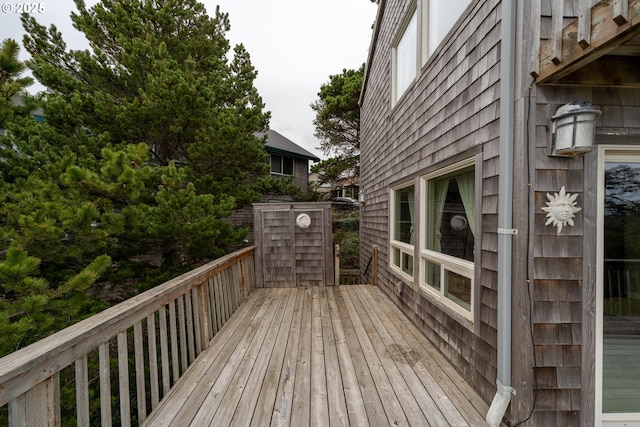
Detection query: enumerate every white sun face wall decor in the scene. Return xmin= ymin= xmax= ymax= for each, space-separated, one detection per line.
xmin=541 ymin=186 xmax=582 ymax=234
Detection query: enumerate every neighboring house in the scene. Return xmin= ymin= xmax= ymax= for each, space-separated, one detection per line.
xmin=231 ymin=130 xmax=320 ymax=243
xmin=359 ymin=1 xmax=640 ymax=426
xmin=260 ymin=129 xmax=320 ymax=194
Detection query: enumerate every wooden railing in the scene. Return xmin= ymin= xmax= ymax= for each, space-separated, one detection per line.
xmin=0 ymin=246 xmax=256 ymax=427
xmin=530 ymin=0 xmax=639 ymax=84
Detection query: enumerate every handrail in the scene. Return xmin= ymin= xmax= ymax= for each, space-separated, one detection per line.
xmin=0 ymin=246 xmax=256 ymax=426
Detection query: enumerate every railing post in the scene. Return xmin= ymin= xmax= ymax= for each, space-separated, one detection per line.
xmin=335 ymin=244 xmax=340 ymax=285
xmin=372 ymin=245 xmax=378 ymax=287
xmin=9 ymin=374 xmax=60 ymax=427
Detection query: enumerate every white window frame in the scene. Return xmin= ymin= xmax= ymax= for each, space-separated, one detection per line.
xmin=392 ymin=6 xmax=418 ymax=105
xmin=419 ymin=158 xmax=476 ymax=320
xmin=390 ymin=182 xmax=416 ymax=282
xmin=392 ymin=0 xmax=473 ymax=105
xmin=596 ymin=145 xmax=640 ymax=426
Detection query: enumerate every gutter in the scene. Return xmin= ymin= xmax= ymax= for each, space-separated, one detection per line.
xmin=486 ymin=0 xmax=517 ymax=425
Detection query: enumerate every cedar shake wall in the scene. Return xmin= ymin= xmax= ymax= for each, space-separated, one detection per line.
xmin=361 ymin=0 xmax=640 ymax=424
xmin=360 ymin=0 xmax=502 ymax=405
xmin=292 ymin=158 xmax=311 ymax=192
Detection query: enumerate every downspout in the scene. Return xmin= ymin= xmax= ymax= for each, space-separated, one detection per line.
xmin=486 ymin=0 xmax=517 ymax=425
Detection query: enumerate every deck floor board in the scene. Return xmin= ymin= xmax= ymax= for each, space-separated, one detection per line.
xmin=143 ymin=286 xmax=490 ymax=426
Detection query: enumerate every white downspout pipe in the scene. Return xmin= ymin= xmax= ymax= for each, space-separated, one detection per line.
xmin=486 ymin=0 xmax=517 ymax=425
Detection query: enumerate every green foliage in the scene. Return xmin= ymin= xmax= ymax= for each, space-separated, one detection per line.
xmin=310 ymin=65 xmax=363 ymax=185
xmin=0 ymin=38 xmax=35 ymax=127
xmin=0 ymin=0 xmax=272 ymax=358
xmin=332 ymin=209 xmax=360 ymax=269
xmin=0 ymin=244 xmax=110 ymax=356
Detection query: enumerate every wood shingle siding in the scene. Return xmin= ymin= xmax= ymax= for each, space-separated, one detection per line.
xmin=360 ymin=0 xmax=502 ymax=409
xmin=361 ymin=0 xmax=640 ymax=424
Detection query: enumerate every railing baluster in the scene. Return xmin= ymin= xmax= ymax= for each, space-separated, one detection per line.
xmin=133 ymin=321 xmax=147 ymax=422
xmin=75 ymin=356 xmax=90 ymax=426
xmin=177 ymin=295 xmax=188 ymax=373
xmin=99 ymin=342 xmax=112 ymax=426
xmin=185 ymin=292 xmax=196 ymax=363
xmin=192 ymin=288 xmax=202 ymax=356
xmin=168 ymin=301 xmax=179 ymax=384
xmin=117 ymin=331 xmax=131 ymax=427
xmin=159 ymin=305 xmax=171 ymax=394
xmin=550 ymin=0 xmax=564 ymax=65
xmin=147 ymin=313 xmax=160 ymax=409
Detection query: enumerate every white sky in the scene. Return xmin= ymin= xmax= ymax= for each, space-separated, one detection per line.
xmin=0 ymin=0 xmax=379 ymax=158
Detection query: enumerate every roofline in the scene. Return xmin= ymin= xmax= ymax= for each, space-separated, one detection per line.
xmin=265 ymin=146 xmax=321 ymax=163
xmin=359 ymin=0 xmax=386 ymax=107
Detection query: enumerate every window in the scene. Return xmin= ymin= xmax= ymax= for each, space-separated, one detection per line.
xmin=392 ymin=0 xmax=472 ymax=104
xmin=393 ymin=8 xmax=418 ymax=102
xmin=424 ymin=0 xmax=472 ymax=57
xmin=421 ymin=160 xmax=475 ymax=317
xmin=270 ymin=154 xmax=294 ymax=176
xmin=390 ymin=184 xmax=415 ymax=279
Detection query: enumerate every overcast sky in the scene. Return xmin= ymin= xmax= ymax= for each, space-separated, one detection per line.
xmin=1 ymin=0 xmax=378 ymax=158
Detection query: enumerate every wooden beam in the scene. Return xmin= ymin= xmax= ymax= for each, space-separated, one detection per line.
xmin=537 ymin=0 xmax=640 ymax=83
xmin=548 ymin=55 xmax=640 ymax=87
xmin=551 ymin=0 xmax=565 ymax=65
xmin=614 ymin=0 xmax=630 ymax=25
xmin=578 ymin=0 xmax=593 ymax=48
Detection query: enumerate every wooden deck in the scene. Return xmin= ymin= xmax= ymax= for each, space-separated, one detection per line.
xmin=142 ymin=285 xmax=490 ymax=426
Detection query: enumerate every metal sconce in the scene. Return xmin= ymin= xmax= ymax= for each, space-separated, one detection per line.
xmin=358 ymin=190 xmax=365 ymax=204
xmin=550 ymin=101 xmax=601 ymax=157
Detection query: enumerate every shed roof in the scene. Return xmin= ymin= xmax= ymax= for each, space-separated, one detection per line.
xmin=259 ymin=129 xmax=321 ymax=162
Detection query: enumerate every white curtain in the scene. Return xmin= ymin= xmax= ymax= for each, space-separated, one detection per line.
xmin=408 ymin=188 xmax=415 ymax=244
xmin=433 ymin=179 xmax=449 ymax=252
xmin=457 ymin=173 xmax=475 ymax=236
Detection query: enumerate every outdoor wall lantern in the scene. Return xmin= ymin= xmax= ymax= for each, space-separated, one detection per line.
xmin=550 ymin=101 xmax=601 ymax=157
xmin=358 ymin=190 xmax=366 ymax=204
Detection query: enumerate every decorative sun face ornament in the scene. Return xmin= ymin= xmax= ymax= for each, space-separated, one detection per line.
xmin=541 ymin=186 xmax=582 ymax=234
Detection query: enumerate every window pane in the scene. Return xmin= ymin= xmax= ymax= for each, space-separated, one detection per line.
xmin=402 ymin=253 xmax=414 ymax=276
xmin=283 ymin=157 xmax=294 ymax=175
xmin=428 ymin=0 xmax=472 ymax=55
xmin=394 ymin=247 xmax=401 ymax=269
xmin=444 ymin=270 xmax=471 ymax=310
xmin=426 ymin=167 xmax=474 ymax=261
xmin=395 ymin=10 xmax=417 ymax=99
xmin=271 ymin=155 xmax=282 ymax=174
xmin=394 ymin=185 xmax=415 ymax=244
xmin=425 ymin=260 xmax=441 ymax=291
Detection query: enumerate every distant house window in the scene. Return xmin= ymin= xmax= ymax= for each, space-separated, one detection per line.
xmin=420 ymin=159 xmax=475 ymax=318
xmin=270 ymin=154 xmax=294 ymax=176
xmin=390 ymin=183 xmax=415 ymax=280
xmin=393 ymin=8 xmax=418 ymax=103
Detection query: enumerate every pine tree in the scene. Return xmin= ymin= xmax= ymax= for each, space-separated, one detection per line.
xmin=3 ymin=0 xmax=277 ymax=292
xmin=310 ymin=65 xmax=363 ymax=187
xmin=22 ymin=0 xmax=270 ymax=202
xmin=0 ymin=244 xmax=110 ymax=357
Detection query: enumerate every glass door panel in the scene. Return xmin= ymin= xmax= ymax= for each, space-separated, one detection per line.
xmin=602 ymin=160 xmax=640 ymax=420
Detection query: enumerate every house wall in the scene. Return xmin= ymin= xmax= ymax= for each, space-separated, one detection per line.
xmin=360 ymin=0 xmax=502 ymax=407
xmin=292 ymin=158 xmax=311 ymax=192
xmin=362 ymin=0 xmax=640 ymax=425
